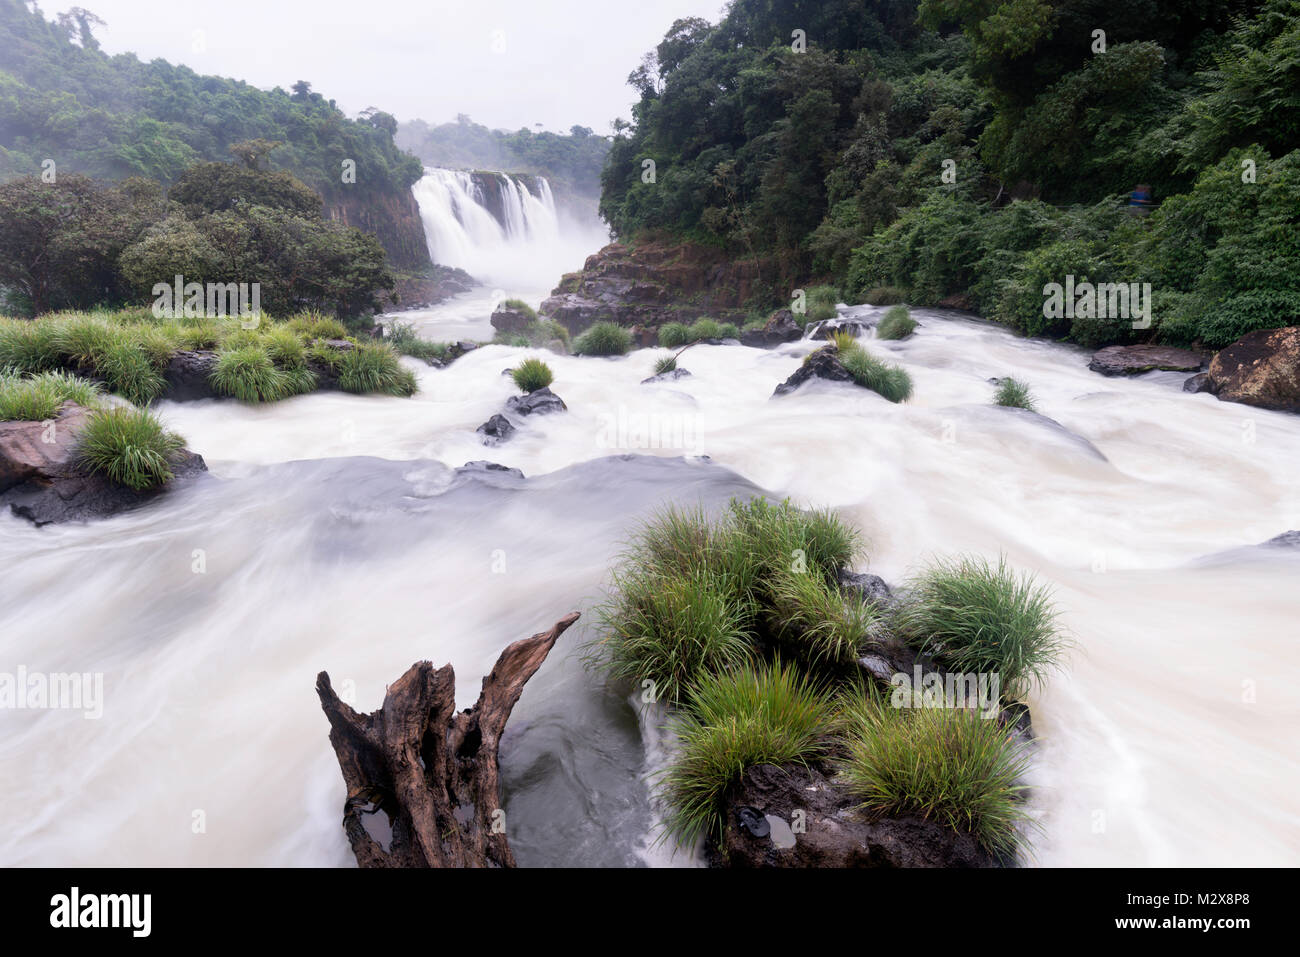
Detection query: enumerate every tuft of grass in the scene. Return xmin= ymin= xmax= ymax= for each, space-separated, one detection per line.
xmin=210 ymin=346 xmax=291 ymax=403
xmin=75 ymin=405 xmax=185 ymax=490
xmin=286 ymin=312 xmax=348 ymax=341
xmin=767 ymin=569 xmax=882 ymax=670
xmin=337 ymin=342 xmax=418 ymax=396
xmin=828 ymin=329 xmax=858 ymax=352
xmin=876 ymin=305 xmax=917 ymax=340
xmin=0 ymin=319 xmax=61 ymax=373
xmin=838 ymin=342 xmax=913 ymax=402
xmin=511 ymin=357 xmax=554 ymax=393
xmin=657 ymin=661 xmax=834 ymax=847
xmin=805 ymin=285 xmax=841 ymax=321
xmin=573 ymin=322 xmax=632 ymax=357
xmin=993 ymin=378 xmax=1036 ymax=411
xmin=262 ymin=327 xmax=307 ymax=370
xmin=501 ymin=298 xmax=538 ymax=320
xmin=658 ymin=322 xmax=690 ymax=348
xmin=896 ymin=554 xmax=1066 ymax=702
xmin=653 ymin=354 xmax=677 ymax=375
xmin=387 ymin=320 xmax=452 ymax=362
xmin=98 ymin=340 xmax=167 ymax=405
xmin=839 ymin=689 xmax=1033 ymax=857
xmin=0 ymin=370 xmax=102 ymax=421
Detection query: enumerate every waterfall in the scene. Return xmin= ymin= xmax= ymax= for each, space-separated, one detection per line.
xmin=412 ymin=167 xmax=602 ymax=291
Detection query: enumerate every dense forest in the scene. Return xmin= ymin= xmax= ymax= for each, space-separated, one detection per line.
xmin=600 ymin=0 xmax=1300 ymax=348
xmin=396 ymin=115 xmax=611 ymax=207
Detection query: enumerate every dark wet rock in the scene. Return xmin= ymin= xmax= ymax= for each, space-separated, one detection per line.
xmin=457 ymin=460 xmax=524 ymax=480
xmin=476 ymin=414 xmax=515 ymax=446
xmin=838 ymin=569 xmax=892 ymax=606
xmin=641 ymin=367 xmax=693 ymax=384
xmin=772 ymin=346 xmax=855 ymax=397
xmin=490 ymin=303 xmax=537 ymax=336
xmin=1 ymin=402 xmax=207 ymax=526
xmin=505 ymin=386 xmax=567 ymax=416
xmin=712 ymin=763 xmax=1001 ymax=868
xmin=1261 ymin=530 xmax=1300 ymax=549
xmin=1205 ymin=326 xmax=1300 ymax=413
xmin=377 ymin=265 xmax=477 ymax=312
xmin=1183 ymin=372 xmax=1212 ymax=393
xmin=163 ymin=350 xmax=219 ymax=400
xmin=740 ymin=310 xmax=803 ymax=348
xmin=804 ymin=316 xmax=872 ymax=340
xmin=1088 ymin=344 xmax=1208 ymax=376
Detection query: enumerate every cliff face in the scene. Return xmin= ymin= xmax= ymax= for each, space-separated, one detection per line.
xmin=325 ymin=187 xmax=431 ymax=272
xmin=539 ymin=239 xmax=778 ymax=336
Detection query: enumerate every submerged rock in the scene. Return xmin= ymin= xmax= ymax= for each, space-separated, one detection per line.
xmin=740 ymin=309 xmax=802 ymax=348
xmin=772 ymin=346 xmax=855 ymax=396
xmin=1088 ymin=344 xmax=1207 ymax=376
xmin=641 ymin=367 xmax=693 ymax=384
xmin=1183 ymin=372 xmax=1212 ymax=393
xmin=505 ymin=386 xmax=567 ymax=416
xmin=457 ymin=460 xmax=525 ymax=480
xmin=1205 ymin=326 xmax=1300 ymax=413
xmin=712 ymin=763 xmax=1002 ymax=868
xmin=0 ymin=402 xmax=207 ymax=526
xmin=476 ymin=413 xmax=516 ymax=446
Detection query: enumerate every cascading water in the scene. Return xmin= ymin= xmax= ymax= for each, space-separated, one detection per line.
xmin=2 ymin=304 xmax=1297 ymax=868
xmin=412 ymin=167 xmax=604 ymax=291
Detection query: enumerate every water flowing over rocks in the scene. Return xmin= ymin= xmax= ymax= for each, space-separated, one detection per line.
xmin=1088 ymin=344 xmax=1208 ymax=376
xmin=505 ymin=386 xmax=567 ymax=416
xmin=0 ymin=402 xmax=207 ymax=525
xmin=740 ymin=309 xmax=803 ymax=348
xmin=1204 ymin=326 xmax=1300 ymax=413
xmin=641 ymin=367 xmax=693 ymax=384
xmin=475 ymin=413 xmax=516 ymax=446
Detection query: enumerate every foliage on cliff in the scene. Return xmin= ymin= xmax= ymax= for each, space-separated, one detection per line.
xmin=600 ymin=0 xmax=1300 ymax=348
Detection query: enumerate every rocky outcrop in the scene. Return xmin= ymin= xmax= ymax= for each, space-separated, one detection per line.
xmin=378 ymin=265 xmax=477 ymax=312
xmin=324 ymin=186 xmax=431 ymax=272
xmin=1088 ymin=344 xmax=1208 ymax=376
xmin=1204 ymin=326 xmax=1300 ymax=413
xmin=711 ymin=763 xmax=1002 ymax=868
xmin=505 ymin=386 xmax=567 ymax=417
xmin=490 ymin=302 xmax=538 ymax=336
xmin=772 ymin=346 xmax=855 ymax=396
xmin=740 ymin=309 xmax=803 ymax=348
xmin=539 ymin=241 xmax=771 ymax=337
xmin=0 ymin=403 xmax=207 ymax=525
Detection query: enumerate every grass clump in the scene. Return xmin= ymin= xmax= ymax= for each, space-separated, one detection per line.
xmin=75 ymin=405 xmax=185 ymax=490
xmin=653 ymin=354 xmax=677 ymax=375
xmin=0 ymin=370 xmax=102 ymax=421
xmin=993 ymin=378 xmax=1036 ymax=411
xmin=387 ymin=320 xmax=452 ymax=362
xmin=767 ymin=570 xmax=883 ymax=670
xmin=338 ymin=342 xmax=418 ymax=396
xmin=210 ymin=346 xmax=291 ymax=403
xmin=839 ymin=690 xmax=1033 ymax=857
xmin=0 ymin=319 xmax=62 ymax=373
xmin=896 ymin=554 xmax=1066 ymax=701
xmin=511 ymin=357 xmax=554 ymax=393
xmin=876 ymin=305 xmax=917 ymax=340
xmin=286 ymin=313 xmax=348 ymax=341
xmin=501 ymin=298 xmax=538 ymax=319
xmin=686 ymin=318 xmax=739 ymax=342
xmin=658 ymin=661 xmax=834 ymax=846
xmin=805 ymin=285 xmax=841 ymax=321
xmin=837 ymin=340 xmax=913 ymax=403
xmin=658 ymin=322 xmax=690 ymax=348
xmin=573 ymin=322 xmax=632 ymax=356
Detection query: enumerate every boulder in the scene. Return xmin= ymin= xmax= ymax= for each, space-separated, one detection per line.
xmin=711 ymin=763 xmax=1001 ymax=868
xmin=490 ymin=303 xmax=537 ymax=336
xmin=740 ymin=309 xmax=803 ymax=348
xmin=1205 ymin=326 xmax=1300 ymax=413
xmin=772 ymin=346 xmax=855 ymax=396
xmin=0 ymin=402 xmax=207 ymax=525
xmin=505 ymin=386 xmax=567 ymax=416
xmin=476 ymin=413 xmax=516 ymax=446
xmin=163 ymin=350 xmax=219 ymax=400
xmin=1183 ymin=372 xmax=1211 ymax=393
xmin=1088 ymin=344 xmax=1208 ymax=376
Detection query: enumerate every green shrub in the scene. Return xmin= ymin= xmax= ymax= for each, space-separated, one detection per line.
xmin=993 ymin=378 xmax=1036 ymax=411
xmin=573 ymin=322 xmax=632 ymax=356
xmin=0 ymin=370 xmax=101 ymax=421
xmin=210 ymin=346 xmax=291 ymax=403
xmin=838 ymin=342 xmax=913 ymax=402
xmin=876 ymin=305 xmax=917 ymax=340
xmin=840 ymin=690 xmax=1033 ymax=857
xmin=338 ymin=342 xmax=418 ymax=396
xmin=896 ymin=555 xmax=1066 ymax=701
xmin=658 ymin=322 xmax=690 ymax=348
xmin=75 ymin=405 xmax=185 ymax=490
xmin=511 ymin=357 xmax=553 ymax=393
xmin=864 ymin=286 xmax=907 ymax=306
xmin=658 ymin=661 xmax=834 ymax=846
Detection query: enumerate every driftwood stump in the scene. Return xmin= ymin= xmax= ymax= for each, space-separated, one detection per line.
xmin=316 ymin=612 xmax=580 ymax=867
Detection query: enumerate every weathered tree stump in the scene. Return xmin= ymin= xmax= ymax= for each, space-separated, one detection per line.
xmin=316 ymin=612 xmax=580 ymax=867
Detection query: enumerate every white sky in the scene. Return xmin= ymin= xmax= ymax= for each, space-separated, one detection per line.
xmin=79 ymin=0 xmax=729 ymax=133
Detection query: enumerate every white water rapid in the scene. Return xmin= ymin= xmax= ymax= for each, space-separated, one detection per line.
xmin=2 ymin=295 xmax=1296 ymax=867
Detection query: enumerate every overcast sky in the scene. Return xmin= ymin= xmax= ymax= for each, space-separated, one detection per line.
xmin=81 ymin=0 xmax=728 ymax=133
